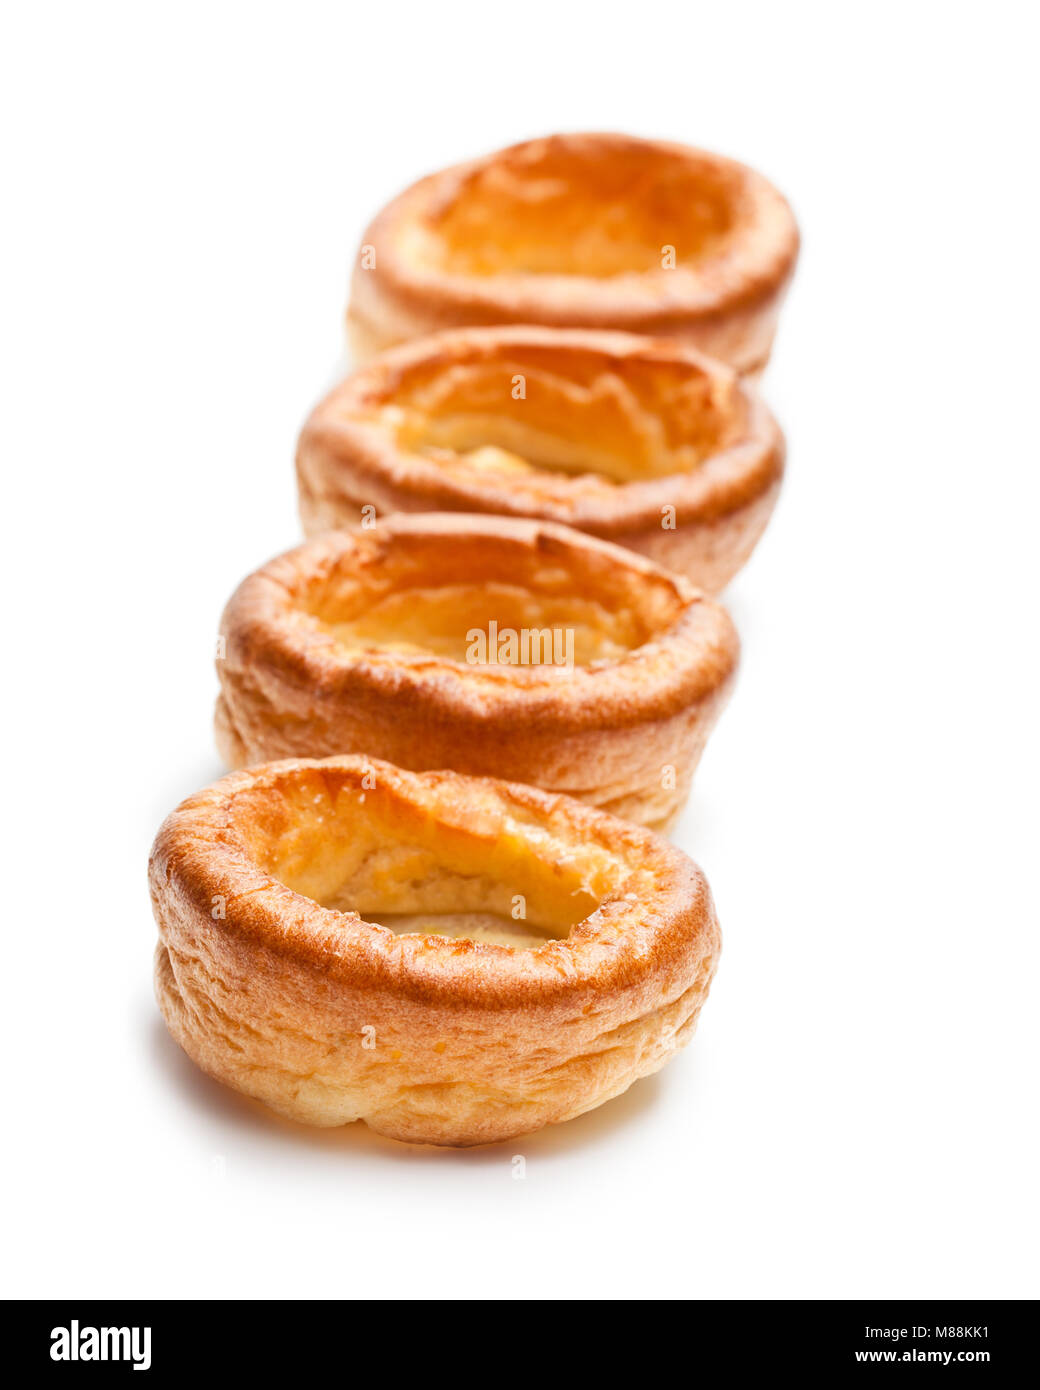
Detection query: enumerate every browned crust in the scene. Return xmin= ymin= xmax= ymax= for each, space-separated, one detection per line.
xmin=214 ymin=514 xmax=740 ymax=828
xmin=297 ymin=326 xmax=785 ymax=594
xmin=149 ymin=756 xmax=722 ymax=1146
xmin=347 ymin=132 xmax=799 ymax=373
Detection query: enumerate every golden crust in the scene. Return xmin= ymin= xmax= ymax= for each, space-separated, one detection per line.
xmin=215 ymin=514 xmax=739 ymax=829
xmin=297 ymin=326 xmax=785 ymax=593
xmin=348 ymin=132 xmax=799 ymax=374
xmin=149 ymin=755 xmax=721 ymax=1146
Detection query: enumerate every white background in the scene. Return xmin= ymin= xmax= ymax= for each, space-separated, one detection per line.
xmin=2 ymin=1 xmax=1037 ymax=1300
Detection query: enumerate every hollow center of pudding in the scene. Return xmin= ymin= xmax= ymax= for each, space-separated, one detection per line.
xmin=233 ymin=765 xmax=629 ymax=950
xmin=376 ymin=346 xmax=745 ymax=484
xmin=300 ymin=529 xmax=685 ymax=665
xmin=421 ymin=143 xmax=739 ymax=278
xmin=358 ymin=911 xmax=554 ymax=949
xmin=322 ymin=584 xmax=636 ymax=663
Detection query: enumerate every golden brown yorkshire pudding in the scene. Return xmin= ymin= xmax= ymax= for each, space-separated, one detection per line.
xmin=297 ymin=326 xmax=784 ymax=593
xmin=150 ymin=755 xmax=721 ymax=1146
xmin=215 ymin=514 xmax=738 ymax=831
xmin=347 ymin=133 xmax=799 ymax=375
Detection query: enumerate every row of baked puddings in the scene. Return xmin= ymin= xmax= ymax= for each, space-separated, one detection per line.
xmin=149 ymin=134 xmax=797 ymax=1146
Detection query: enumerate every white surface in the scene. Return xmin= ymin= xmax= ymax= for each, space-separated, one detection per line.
xmin=2 ymin=1 xmax=1038 ymax=1300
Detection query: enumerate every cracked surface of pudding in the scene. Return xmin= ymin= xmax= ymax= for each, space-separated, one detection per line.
xmin=298 ymin=326 xmax=784 ymax=593
xmin=150 ymin=755 xmax=721 ymax=1145
xmin=347 ymin=133 xmax=799 ymax=375
xmin=215 ymin=513 xmax=739 ymax=829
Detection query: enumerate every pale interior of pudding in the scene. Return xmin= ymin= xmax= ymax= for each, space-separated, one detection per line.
xmin=415 ymin=143 xmax=739 ymax=277
xmin=369 ymin=349 xmax=745 ymax=486
xmin=299 ymin=533 xmax=684 ymax=665
xmin=233 ymin=766 xmax=633 ymax=950
xmin=324 ymin=584 xmax=637 ymax=663
xmin=358 ymin=912 xmax=553 ymax=949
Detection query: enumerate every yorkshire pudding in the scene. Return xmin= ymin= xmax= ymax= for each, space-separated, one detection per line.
xmin=150 ymin=755 xmax=721 ymax=1146
xmin=297 ymin=326 xmax=784 ymax=593
xmin=347 ymin=133 xmax=799 ymax=375
xmin=215 ymin=514 xmax=738 ymax=830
